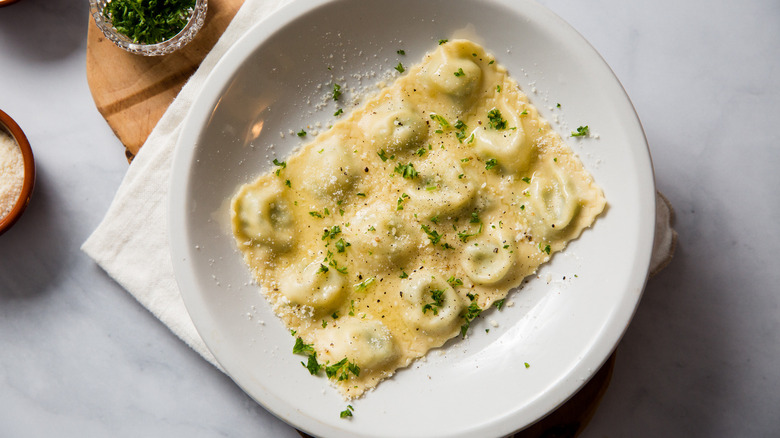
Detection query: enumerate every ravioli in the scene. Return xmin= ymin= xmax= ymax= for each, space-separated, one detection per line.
xmin=230 ymin=40 xmax=606 ymax=399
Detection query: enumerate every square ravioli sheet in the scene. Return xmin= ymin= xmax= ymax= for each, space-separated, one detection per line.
xmin=230 ymin=39 xmax=606 ymax=399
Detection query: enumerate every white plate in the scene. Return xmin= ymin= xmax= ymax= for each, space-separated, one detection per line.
xmin=170 ymin=0 xmax=655 ymax=436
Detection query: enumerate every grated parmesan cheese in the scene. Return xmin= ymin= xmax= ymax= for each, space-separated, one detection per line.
xmin=0 ymin=130 xmax=24 ymax=221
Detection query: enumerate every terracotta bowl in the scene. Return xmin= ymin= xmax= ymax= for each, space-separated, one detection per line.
xmin=0 ymin=109 xmax=35 ymax=236
xmin=0 ymin=0 xmax=23 ymax=8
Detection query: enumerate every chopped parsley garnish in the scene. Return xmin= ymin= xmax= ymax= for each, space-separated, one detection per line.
xmin=335 ymin=238 xmax=351 ymax=253
xmin=470 ymin=211 xmax=480 ymax=224
xmin=272 ymin=158 xmax=286 ymax=175
xmin=571 ymin=125 xmax=589 ymax=137
xmin=454 ymin=68 xmax=465 ymax=77
xmin=521 ymin=176 xmax=531 ymax=183
xmin=496 ymin=85 xmax=501 ymax=92
xmin=520 ymin=110 xmax=528 ymax=115
xmin=422 ymin=289 xmax=445 ymax=315
xmin=318 ymin=264 xmax=329 ymax=274
xmin=394 ymin=162 xmax=418 ymax=179
xmin=340 ymin=405 xmax=354 ymax=418
xmin=494 ymin=299 xmax=505 ymax=310
xmin=454 ymin=119 xmax=468 ymax=142
xmin=296 ymin=129 xmax=307 ymax=137
xmin=485 ymin=158 xmax=498 ymax=170
xmin=524 ymin=362 xmax=530 ymax=369
xmin=430 ymin=113 xmax=450 ymax=129
xmin=420 ymin=224 xmax=442 ymax=244
xmin=325 ymin=358 xmax=360 ymax=381
xmin=438 ymin=39 xmax=448 ymax=45
xmin=293 ymin=339 xmax=361 ymax=383
xmin=292 ymin=337 xmax=315 ymax=355
xmin=322 ymin=225 xmax=342 ymax=240
xmin=395 ymin=62 xmax=405 ymax=73
xmin=284 ymin=179 xmax=291 ymax=188
xmin=331 ymin=311 xmax=339 ymax=320
xmin=328 ymin=259 xmax=348 ymax=274
xmin=399 ymin=271 xmax=409 ymax=279
xmin=293 ymin=337 xmax=323 ymax=375
xmin=396 ymin=193 xmax=409 ymax=210
xmin=460 ymin=300 xmax=483 ymax=337
xmin=487 ymin=108 xmax=508 ymax=130
xmin=377 ymin=149 xmax=389 ymax=161
xmin=309 ymin=211 xmax=323 ymax=218
xmin=102 ymin=0 xmax=196 ymax=44
xmin=457 ymin=223 xmax=483 ymax=243
xmin=354 ymin=277 xmax=375 ymax=292
xmin=304 ymin=353 xmax=322 ymax=375
xmin=541 ymin=243 xmax=551 ymax=254
xmin=334 ymin=108 xmax=343 ymax=116
xmin=416 ymin=147 xmax=427 ymax=157
xmin=447 ymin=276 xmax=463 ymax=286
xmin=557 ymin=103 xmax=561 ymax=108
xmin=397 ymin=49 xmax=406 ymax=55
xmin=430 ymin=215 xmax=440 ymax=224
xmin=332 ymin=83 xmax=342 ymax=101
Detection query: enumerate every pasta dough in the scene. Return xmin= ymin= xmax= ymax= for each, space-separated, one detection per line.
xmin=230 ymin=39 xmax=606 ymax=399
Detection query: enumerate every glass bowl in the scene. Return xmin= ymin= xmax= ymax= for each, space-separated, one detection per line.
xmin=89 ymin=0 xmax=208 ymax=56
xmin=0 ymin=109 xmax=35 ymax=236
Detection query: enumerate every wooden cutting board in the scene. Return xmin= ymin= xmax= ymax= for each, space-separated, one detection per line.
xmin=85 ymin=2 xmax=616 ymax=434
xmin=86 ymin=0 xmax=245 ymax=162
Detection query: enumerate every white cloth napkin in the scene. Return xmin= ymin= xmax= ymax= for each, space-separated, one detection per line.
xmin=82 ymin=0 xmax=677 ymax=370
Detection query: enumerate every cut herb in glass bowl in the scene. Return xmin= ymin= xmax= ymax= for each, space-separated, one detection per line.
xmin=105 ymin=0 xmax=196 ymax=44
xmin=90 ymin=0 xmax=208 ymax=56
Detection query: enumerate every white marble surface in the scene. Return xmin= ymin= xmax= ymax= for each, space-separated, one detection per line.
xmin=0 ymin=0 xmax=778 ymax=436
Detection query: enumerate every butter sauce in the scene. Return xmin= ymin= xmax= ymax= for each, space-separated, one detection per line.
xmin=230 ymin=40 xmax=605 ymax=399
